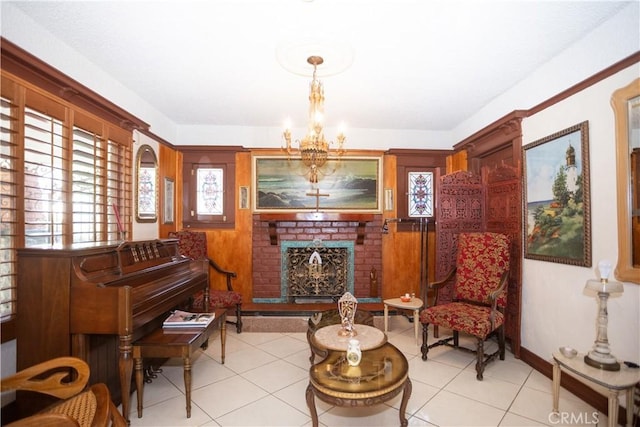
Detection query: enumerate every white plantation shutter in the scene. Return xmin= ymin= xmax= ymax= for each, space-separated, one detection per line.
xmin=0 ymin=75 xmax=133 ymax=322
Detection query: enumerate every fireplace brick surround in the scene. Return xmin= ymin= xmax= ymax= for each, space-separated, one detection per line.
xmin=252 ymin=214 xmax=383 ymax=303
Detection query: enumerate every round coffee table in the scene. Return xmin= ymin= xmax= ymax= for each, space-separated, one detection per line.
xmin=313 ymin=324 xmax=386 ymax=352
xmin=307 ymin=309 xmax=375 ymax=363
xmin=306 ymin=342 xmax=411 ymax=427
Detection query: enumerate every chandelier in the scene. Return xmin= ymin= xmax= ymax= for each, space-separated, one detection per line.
xmin=283 ymin=55 xmax=346 ymax=183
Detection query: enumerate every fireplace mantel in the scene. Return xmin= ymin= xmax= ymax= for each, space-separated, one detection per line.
xmin=258 ymin=213 xmax=375 ymax=245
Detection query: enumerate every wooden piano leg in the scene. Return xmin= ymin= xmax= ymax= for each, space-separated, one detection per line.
xmin=119 ymin=334 xmax=133 ymax=423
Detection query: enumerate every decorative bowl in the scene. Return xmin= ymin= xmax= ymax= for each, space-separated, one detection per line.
xmin=400 ymin=296 xmax=411 ymax=303
xmin=559 ymin=346 xmax=577 ymax=358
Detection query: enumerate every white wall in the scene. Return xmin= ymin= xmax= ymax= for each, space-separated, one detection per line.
xmin=453 ymin=2 xmax=639 ymax=144
xmin=0 ymin=3 xmax=178 ymax=142
xmin=175 ymin=124 xmax=454 ymax=151
xmin=521 ymin=65 xmax=640 ymax=364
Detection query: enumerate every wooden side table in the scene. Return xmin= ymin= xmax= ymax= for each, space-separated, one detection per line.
xmin=306 ymin=342 xmax=412 ymax=427
xmin=132 ymin=308 xmax=226 ymax=420
xmin=552 ymin=351 xmax=640 ymax=427
xmin=384 ymin=297 xmax=424 ymax=345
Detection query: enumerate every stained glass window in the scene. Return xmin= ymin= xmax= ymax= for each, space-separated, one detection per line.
xmin=408 ymin=171 xmax=433 ymax=217
xmin=197 ymin=167 xmax=224 ymax=215
xmin=137 ymin=166 xmax=156 ymax=216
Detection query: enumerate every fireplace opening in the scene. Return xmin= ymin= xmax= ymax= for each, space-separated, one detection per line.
xmin=282 ymin=240 xmax=354 ymax=304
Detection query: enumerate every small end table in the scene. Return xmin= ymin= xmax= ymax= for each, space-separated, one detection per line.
xmin=552 ymin=351 xmax=640 ymax=427
xmin=383 ymin=297 xmax=424 ymax=345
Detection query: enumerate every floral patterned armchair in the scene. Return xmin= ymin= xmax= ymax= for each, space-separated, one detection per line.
xmin=419 ymin=232 xmax=510 ymax=380
xmin=169 ymin=230 xmax=243 ymax=333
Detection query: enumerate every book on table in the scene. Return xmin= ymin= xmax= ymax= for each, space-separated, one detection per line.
xmin=163 ymin=310 xmax=215 ymax=328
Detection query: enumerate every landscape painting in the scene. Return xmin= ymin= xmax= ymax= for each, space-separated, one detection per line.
xmin=523 ymin=121 xmax=591 ymax=266
xmin=253 ymin=156 xmax=382 ymax=213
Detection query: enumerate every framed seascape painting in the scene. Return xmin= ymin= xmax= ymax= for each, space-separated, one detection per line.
xmin=252 ymin=156 xmax=382 ymax=213
xmin=523 ymin=121 xmax=591 ymax=266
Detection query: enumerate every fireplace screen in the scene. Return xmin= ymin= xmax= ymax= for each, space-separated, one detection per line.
xmin=283 ymin=244 xmax=351 ymax=303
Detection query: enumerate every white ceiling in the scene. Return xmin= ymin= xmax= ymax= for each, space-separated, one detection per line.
xmin=5 ymin=0 xmax=636 ymax=134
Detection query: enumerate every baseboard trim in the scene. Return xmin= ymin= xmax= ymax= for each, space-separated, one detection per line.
xmin=520 ymin=346 xmax=637 ymax=426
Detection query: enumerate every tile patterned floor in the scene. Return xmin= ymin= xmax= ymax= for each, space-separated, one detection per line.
xmin=124 ymin=316 xmax=605 ymax=427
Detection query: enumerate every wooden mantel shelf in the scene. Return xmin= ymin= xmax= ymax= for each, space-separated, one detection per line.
xmin=258 ymin=213 xmax=375 ymax=245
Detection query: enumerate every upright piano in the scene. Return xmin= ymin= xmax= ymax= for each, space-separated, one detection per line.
xmin=16 ymin=238 xmax=208 ymax=420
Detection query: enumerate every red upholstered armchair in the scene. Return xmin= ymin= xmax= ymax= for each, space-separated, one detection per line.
xmin=419 ymin=232 xmax=510 ymax=380
xmin=169 ymin=230 xmax=243 ymax=333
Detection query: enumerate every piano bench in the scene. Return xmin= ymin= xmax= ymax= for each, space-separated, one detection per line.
xmin=131 ymin=308 xmax=227 ymax=420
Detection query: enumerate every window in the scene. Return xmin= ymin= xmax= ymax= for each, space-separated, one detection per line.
xmin=0 ymin=94 xmax=18 ymax=323
xmin=23 ymin=106 xmax=66 ymax=246
xmin=1 ymin=41 xmax=146 ymax=340
xmin=408 ymin=171 xmax=434 ymax=217
xmin=196 ymin=167 xmax=224 ymax=215
xmin=181 ymin=147 xmax=242 ymax=229
xmin=0 ymin=73 xmax=134 ymax=333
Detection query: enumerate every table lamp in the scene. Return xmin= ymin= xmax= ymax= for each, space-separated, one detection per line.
xmin=584 ymin=260 xmax=624 ymax=371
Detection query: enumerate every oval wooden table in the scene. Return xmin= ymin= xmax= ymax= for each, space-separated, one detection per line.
xmin=306 ymin=342 xmax=412 ymax=427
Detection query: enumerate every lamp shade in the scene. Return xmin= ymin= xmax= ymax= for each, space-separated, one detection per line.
xmin=584 ymin=259 xmax=624 ymax=293
xmin=585 ymin=279 xmax=624 ymax=293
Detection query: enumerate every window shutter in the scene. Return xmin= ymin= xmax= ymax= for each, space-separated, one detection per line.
xmin=23 ymin=105 xmax=68 ymax=246
xmin=0 ymin=95 xmax=19 ymax=320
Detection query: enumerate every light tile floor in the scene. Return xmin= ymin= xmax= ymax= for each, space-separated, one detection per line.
xmin=124 ymin=316 xmax=606 ymax=427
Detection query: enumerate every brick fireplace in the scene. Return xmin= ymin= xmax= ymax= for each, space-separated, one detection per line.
xmin=252 ymin=213 xmax=383 ymax=304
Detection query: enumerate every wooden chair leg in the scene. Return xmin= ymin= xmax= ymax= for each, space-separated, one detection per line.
xmin=221 ymin=305 xmax=242 ymax=333
xmin=476 ymin=337 xmax=485 ymax=380
xmin=235 ymin=303 xmax=243 ymax=333
xmin=498 ymin=325 xmax=505 ymax=360
xmin=421 ymin=323 xmax=430 ymax=361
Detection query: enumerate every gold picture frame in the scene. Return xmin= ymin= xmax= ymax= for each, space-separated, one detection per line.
xmin=523 ymin=121 xmax=591 ymax=267
xmin=252 ymin=156 xmax=383 ymax=213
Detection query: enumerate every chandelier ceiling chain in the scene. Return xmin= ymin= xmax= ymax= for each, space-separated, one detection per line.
xmin=283 ymin=55 xmax=346 ymax=183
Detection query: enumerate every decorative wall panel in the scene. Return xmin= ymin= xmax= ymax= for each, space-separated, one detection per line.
xmin=484 ymin=163 xmax=522 ymax=357
xmin=435 ymin=171 xmax=484 ymax=304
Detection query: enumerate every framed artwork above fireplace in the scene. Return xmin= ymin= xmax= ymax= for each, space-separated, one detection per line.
xmin=252 ymin=156 xmax=383 ymax=213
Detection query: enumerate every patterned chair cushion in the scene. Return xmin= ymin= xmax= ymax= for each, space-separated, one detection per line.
xmin=420 ymin=301 xmax=504 ymax=339
xmin=192 ymin=290 xmax=242 ymax=309
xmin=168 ymin=231 xmax=208 ymax=260
xmin=453 ymin=232 xmax=510 ymax=308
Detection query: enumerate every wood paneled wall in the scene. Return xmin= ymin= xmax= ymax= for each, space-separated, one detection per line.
xmin=157 ymin=148 xmax=451 ymax=306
